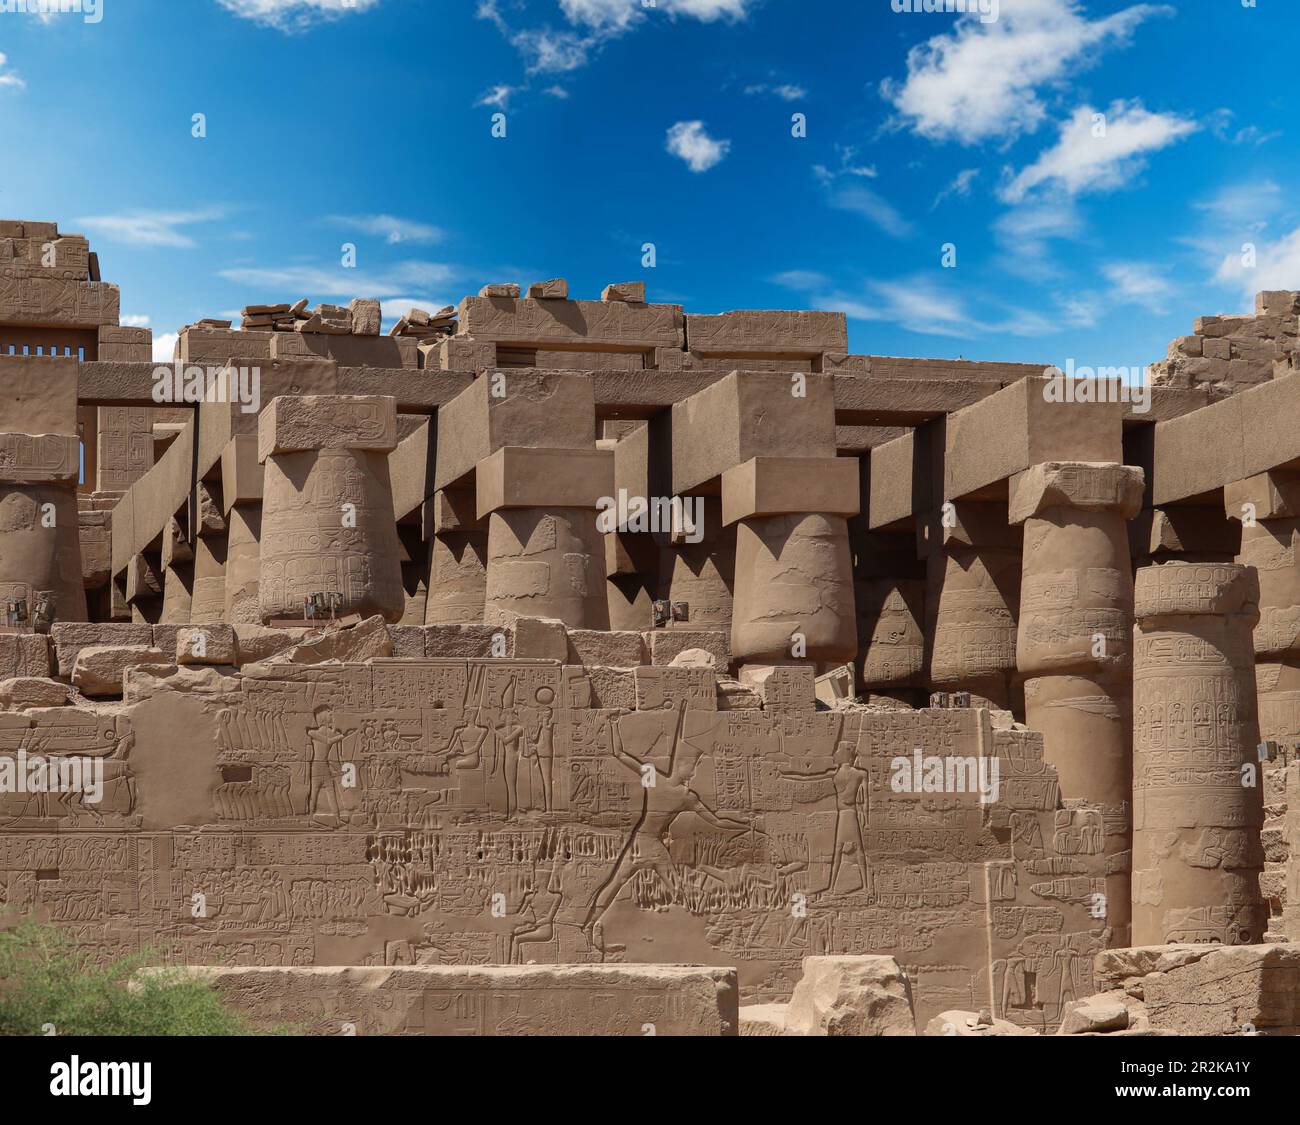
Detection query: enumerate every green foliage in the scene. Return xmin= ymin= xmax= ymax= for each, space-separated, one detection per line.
xmin=0 ymin=921 xmax=272 ymax=1036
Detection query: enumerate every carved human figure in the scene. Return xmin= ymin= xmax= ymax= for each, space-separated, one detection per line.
xmin=305 ymin=707 xmax=345 ymax=823
xmin=584 ymin=705 xmax=747 ymax=936
xmin=779 ymin=740 xmax=872 ymax=895
xmin=525 ymin=703 xmax=556 ymax=813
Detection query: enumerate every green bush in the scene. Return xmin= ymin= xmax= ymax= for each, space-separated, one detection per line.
xmin=0 ymin=921 xmax=272 ymax=1036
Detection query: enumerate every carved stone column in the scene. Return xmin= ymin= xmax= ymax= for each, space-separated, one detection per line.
xmin=1225 ymin=472 xmax=1300 ymax=748
xmin=424 ymin=488 xmax=487 ymax=625
xmin=1132 ymin=562 xmax=1267 ymax=945
xmin=258 ymin=395 xmax=404 ymax=623
xmin=924 ymin=501 xmax=1020 ymax=710
xmin=0 ymin=356 xmax=87 ymax=623
xmin=1012 ymin=461 xmax=1144 ymax=944
xmin=478 ymin=446 xmax=612 ymax=629
xmin=724 ymin=456 xmax=858 ymax=667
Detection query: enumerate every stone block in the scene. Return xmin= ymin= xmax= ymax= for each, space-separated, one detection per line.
xmin=0 ymin=676 xmax=71 ymax=709
xmin=512 ymin=617 xmax=568 ymax=662
xmin=152 ymin=964 xmax=738 ymax=1036
xmin=52 ymin=622 xmax=152 ymax=677
xmin=784 ymin=956 xmax=915 ymax=1036
xmin=176 ymin=624 xmax=238 ymax=665
xmin=72 ymin=645 xmax=169 ymax=696
xmin=720 ymin=455 xmax=860 ymax=524
xmin=258 ymin=394 xmax=398 ymax=461
xmin=475 ymin=446 xmax=613 ymax=517
xmin=566 ymin=629 xmax=645 ymax=667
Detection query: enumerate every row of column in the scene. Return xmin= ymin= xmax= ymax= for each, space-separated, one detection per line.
xmin=915 ymin=458 xmax=1267 ymax=948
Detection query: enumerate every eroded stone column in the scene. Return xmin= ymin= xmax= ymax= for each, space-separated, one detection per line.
xmin=658 ymin=497 xmax=735 ymax=634
xmin=1132 ymin=562 xmax=1267 ymax=945
xmin=0 ymin=444 xmax=88 ymax=624
xmin=224 ymin=505 xmax=262 ymax=624
xmin=477 ymin=447 xmax=611 ymax=629
xmin=1225 ymin=472 xmax=1300 ymax=748
xmin=0 ymin=357 xmax=87 ymax=623
xmin=258 ymin=395 xmax=404 ymax=623
xmin=1012 ymin=461 xmax=1144 ymax=944
xmin=723 ymin=456 xmax=858 ymax=667
xmin=190 ymin=535 xmax=226 ymax=623
xmin=924 ymin=501 xmax=1020 ymax=710
xmin=424 ymin=489 xmax=487 ymax=625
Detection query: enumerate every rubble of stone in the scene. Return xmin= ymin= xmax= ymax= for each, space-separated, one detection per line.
xmin=3 ymin=214 xmax=1300 ymax=1035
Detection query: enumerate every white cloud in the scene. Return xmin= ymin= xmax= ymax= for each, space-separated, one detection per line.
xmin=120 ymin=314 xmax=151 ymax=328
xmin=217 ymin=259 xmax=457 ymax=300
xmin=813 ymin=144 xmax=877 ymax=186
xmin=475 ymin=84 xmax=517 ymax=109
xmin=932 ymin=167 xmax=980 ymax=208
xmin=1215 ymin=226 xmax=1300 ymax=303
xmin=380 ymin=297 xmax=448 ymax=321
xmin=775 ymin=270 xmax=1054 ymax=339
xmin=824 ymin=182 xmax=911 ymax=238
xmin=152 ymin=333 xmax=178 ymax=363
xmin=665 ymin=121 xmax=730 ymax=173
xmin=770 ymin=269 xmax=831 ymax=291
xmin=483 ymin=0 xmax=754 ymax=77
xmin=882 ymin=0 xmax=1170 ymax=145
xmin=1000 ymin=101 xmax=1197 ymax=203
xmin=1103 ymin=260 xmax=1174 ymax=313
xmin=76 ymin=208 xmax=225 ymax=248
xmin=1208 ymin=108 xmax=1280 ymax=147
xmin=561 ymin=0 xmax=751 ymax=26
xmin=214 ymin=0 xmax=381 ymax=31
xmin=992 ymin=196 xmax=1081 ymax=279
xmin=0 ymin=52 xmax=24 ymax=89
xmin=1193 ymin=179 xmax=1282 ymax=230
xmin=544 ymin=85 xmax=571 ymax=99
xmin=1054 ymin=291 xmax=1105 ymax=328
xmin=745 ymin=82 xmax=807 ymax=101
xmin=328 ymin=214 xmax=442 ymax=245
xmin=510 ymin=27 xmax=594 ymax=74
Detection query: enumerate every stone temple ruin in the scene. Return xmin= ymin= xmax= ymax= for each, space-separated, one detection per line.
xmin=3 ymin=217 xmax=1300 ymax=1036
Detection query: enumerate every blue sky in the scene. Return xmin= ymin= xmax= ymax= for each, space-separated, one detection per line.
xmin=0 ymin=0 xmax=1295 ymax=369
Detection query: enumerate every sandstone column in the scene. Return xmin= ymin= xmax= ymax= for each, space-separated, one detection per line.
xmin=1225 ymin=472 xmax=1300 ymax=747
xmin=1132 ymin=562 xmax=1267 ymax=945
xmin=1012 ymin=461 xmax=1144 ymax=944
xmin=722 ymin=456 xmax=858 ymax=668
xmin=924 ymin=501 xmax=1020 ymax=710
xmin=258 ymin=395 xmax=404 ymax=624
xmin=477 ymin=447 xmax=612 ymax=629
xmin=670 ymin=372 xmax=856 ymax=675
xmin=424 ymin=488 xmax=488 ymax=625
xmin=160 ymin=515 xmax=193 ymax=625
xmin=0 ymin=356 xmax=88 ymax=623
xmin=189 ymin=480 xmax=228 ymax=624
xmin=657 ymin=498 xmax=735 ymax=634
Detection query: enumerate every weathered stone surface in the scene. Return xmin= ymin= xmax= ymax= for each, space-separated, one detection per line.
xmin=71 ymin=644 xmax=168 ymax=696
xmin=923 ymin=1010 xmax=1037 ymax=1037
xmin=1057 ymin=996 xmax=1130 ymax=1035
xmin=1100 ymin=944 xmax=1300 ymax=1035
xmin=0 ymin=676 xmax=72 ymax=709
xmin=783 ymin=956 xmax=916 ymax=1036
xmin=281 ymin=615 xmax=393 ymax=664
xmin=0 ymin=633 xmax=51 ymax=679
xmin=176 ymin=624 xmax=238 ymax=666
xmin=152 ymin=964 xmax=738 ymax=1036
